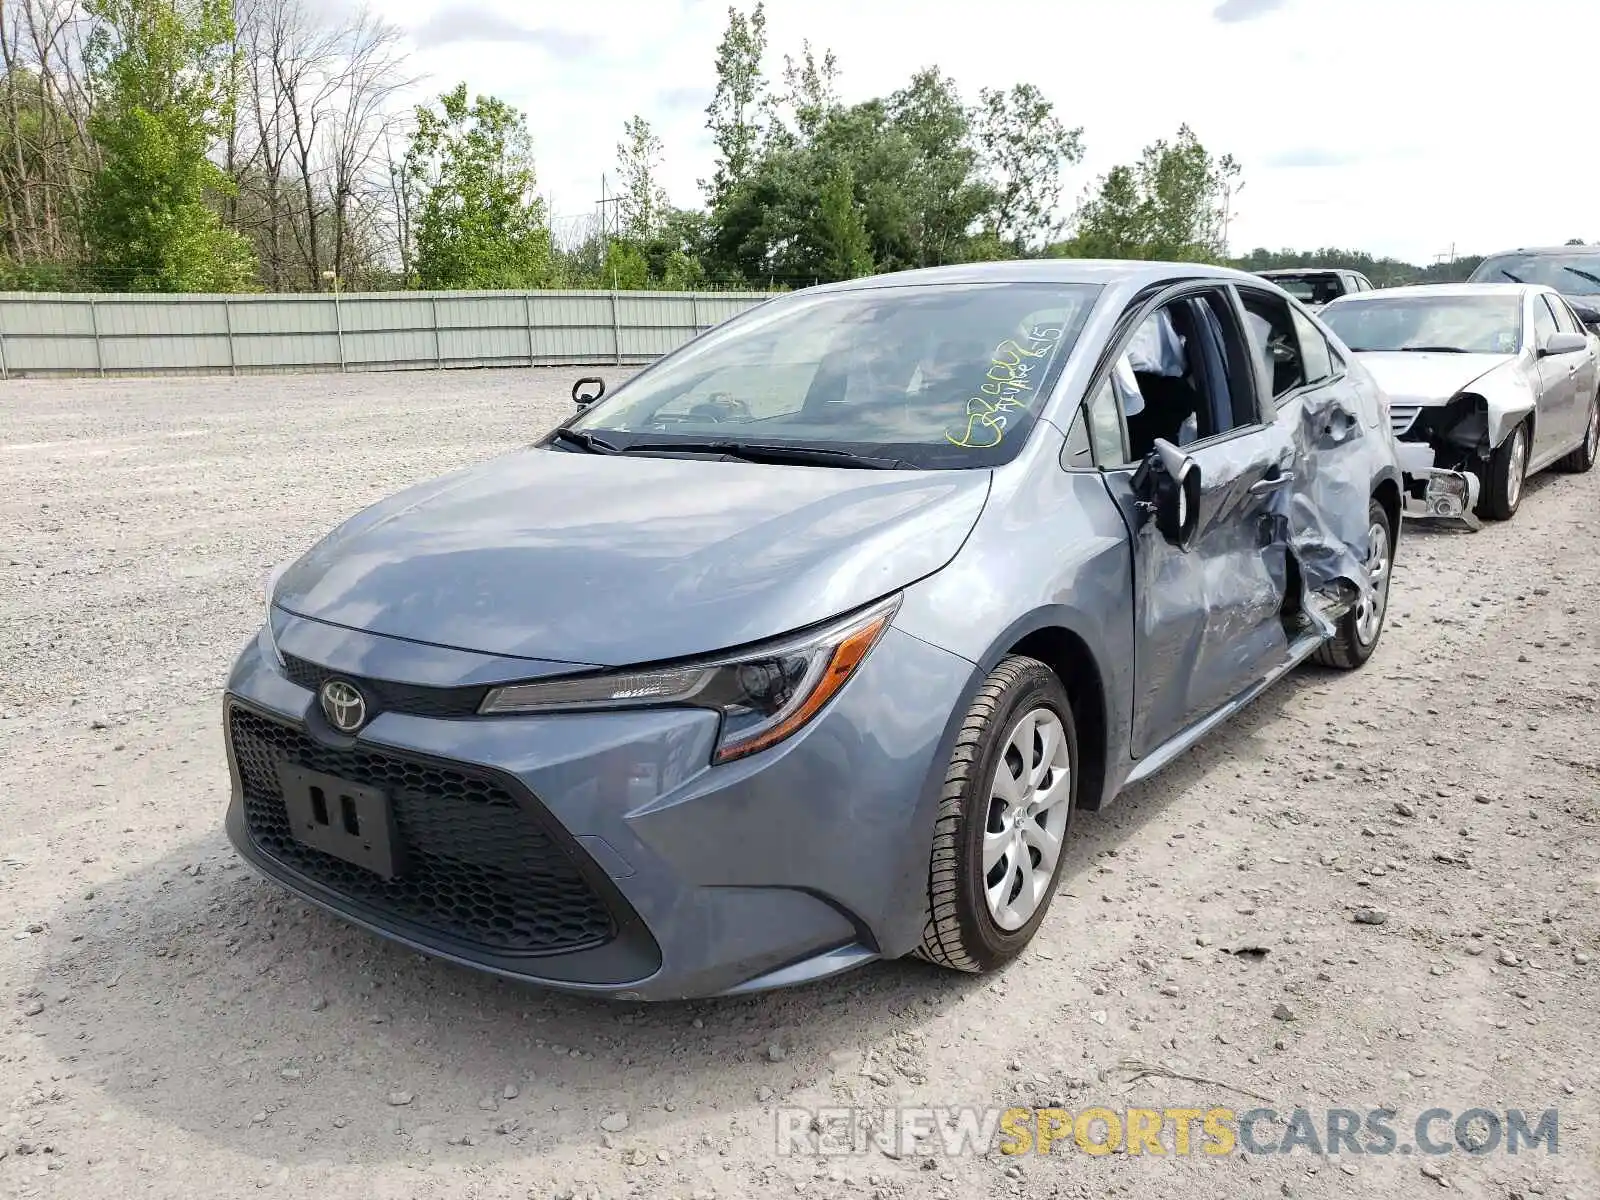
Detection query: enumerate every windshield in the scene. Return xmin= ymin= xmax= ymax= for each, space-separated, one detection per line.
xmin=1469 ymin=252 xmax=1600 ymax=295
xmin=1320 ymin=294 xmax=1523 ymax=355
xmin=567 ymin=282 xmax=1102 ymax=469
xmin=1266 ymin=274 xmax=1347 ymax=305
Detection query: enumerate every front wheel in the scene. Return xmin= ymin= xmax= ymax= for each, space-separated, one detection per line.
xmin=1555 ymin=393 xmax=1599 ymax=474
xmin=1313 ymin=498 xmax=1393 ymax=671
xmin=1476 ymin=420 xmax=1529 ymax=520
xmin=915 ymin=656 xmax=1077 ymax=973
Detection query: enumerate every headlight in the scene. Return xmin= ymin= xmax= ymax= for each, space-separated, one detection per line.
xmin=259 ymin=561 xmax=292 ymax=667
xmin=479 ymin=593 xmax=902 ymax=763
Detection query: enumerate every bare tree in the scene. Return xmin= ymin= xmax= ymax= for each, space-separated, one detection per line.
xmin=320 ymin=5 xmax=412 ymax=286
xmin=0 ymin=0 xmax=96 ymax=273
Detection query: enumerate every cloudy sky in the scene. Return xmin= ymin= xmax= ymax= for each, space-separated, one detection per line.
xmin=380 ymin=0 xmax=1599 ymax=264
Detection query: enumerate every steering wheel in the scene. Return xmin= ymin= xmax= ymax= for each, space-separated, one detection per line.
xmin=688 ymin=391 xmax=752 ymax=423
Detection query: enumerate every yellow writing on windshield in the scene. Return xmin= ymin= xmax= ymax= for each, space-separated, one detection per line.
xmin=946 ymin=324 xmax=1067 ymax=449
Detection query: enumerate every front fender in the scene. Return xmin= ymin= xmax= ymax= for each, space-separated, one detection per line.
xmin=1466 ymin=371 xmax=1538 ymax=449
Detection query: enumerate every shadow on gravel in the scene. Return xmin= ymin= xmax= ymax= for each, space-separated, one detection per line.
xmin=26 ymin=664 xmax=1319 ymax=1168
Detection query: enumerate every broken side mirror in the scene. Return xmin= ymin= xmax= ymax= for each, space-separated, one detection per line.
xmin=573 ymin=376 xmax=606 ymax=410
xmin=1131 ymin=438 xmax=1202 ymax=552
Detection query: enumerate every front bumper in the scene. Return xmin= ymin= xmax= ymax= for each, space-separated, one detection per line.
xmin=1394 ymin=441 xmax=1482 ymax=530
xmin=222 ymin=612 xmax=977 ymax=1001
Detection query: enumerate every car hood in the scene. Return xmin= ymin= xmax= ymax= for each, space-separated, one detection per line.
xmin=275 ymin=447 xmax=992 ymax=666
xmin=1353 ymin=351 xmax=1515 ymax=406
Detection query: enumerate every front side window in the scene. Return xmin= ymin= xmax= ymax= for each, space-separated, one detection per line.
xmin=1320 ymin=294 xmax=1524 ymax=355
xmin=1533 ymin=295 xmax=1560 ymax=347
xmin=570 ymin=282 xmax=1102 ymax=469
xmin=1544 ymin=293 xmax=1581 ymax=335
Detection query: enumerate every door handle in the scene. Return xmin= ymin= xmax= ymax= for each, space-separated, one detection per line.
xmin=1249 ymin=472 xmax=1294 ymax=495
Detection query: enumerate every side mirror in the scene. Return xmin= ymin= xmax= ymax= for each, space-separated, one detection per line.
xmin=1131 ymin=438 xmax=1202 ymax=552
xmin=572 ymin=376 xmax=606 ymax=409
xmin=1540 ymin=331 xmax=1588 ymax=357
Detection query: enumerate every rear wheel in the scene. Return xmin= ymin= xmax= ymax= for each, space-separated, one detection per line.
xmin=916 ymin=656 xmax=1077 ymax=973
xmin=1313 ymin=498 xmax=1392 ymax=671
xmin=1476 ymin=420 xmax=1529 ymax=520
xmin=1555 ymin=393 xmax=1599 ymax=473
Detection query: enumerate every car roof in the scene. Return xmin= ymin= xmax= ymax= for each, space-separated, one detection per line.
xmin=1257 ymin=268 xmax=1350 ymax=276
xmin=1479 ymin=245 xmax=1600 ymax=257
xmin=1323 ymin=281 xmax=1550 ymax=303
xmin=814 ymin=258 xmax=1264 ymax=294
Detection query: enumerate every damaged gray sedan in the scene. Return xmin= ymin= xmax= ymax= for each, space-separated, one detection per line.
xmin=1320 ymin=283 xmax=1600 ymax=524
xmin=227 ymin=260 xmax=1403 ymax=998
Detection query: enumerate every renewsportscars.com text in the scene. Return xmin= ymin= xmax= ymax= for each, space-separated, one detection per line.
xmin=772 ymin=1105 xmax=1560 ymax=1159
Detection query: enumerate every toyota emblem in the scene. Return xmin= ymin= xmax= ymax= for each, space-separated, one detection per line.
xmin=319 ymin=679 xmax=367 ymax=733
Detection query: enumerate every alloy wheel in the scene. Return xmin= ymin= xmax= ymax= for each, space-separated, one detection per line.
xmin=983 ymin=707 xmax=1072 ymax=931
xmin=1507 ymin=425 xmax=1528 ymax=509
xmin=1355 ymin=520 xmax=1391 ymax=646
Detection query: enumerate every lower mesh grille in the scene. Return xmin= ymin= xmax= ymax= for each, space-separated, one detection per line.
xmin=228 ymin=706 xmax=615 ymax=955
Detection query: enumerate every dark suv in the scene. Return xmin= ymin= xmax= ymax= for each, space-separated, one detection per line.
xmin=1469 ymin=246 xmax=1600 ymax=331
xmin=1255 ymin=268 xmax=1375 ymax=310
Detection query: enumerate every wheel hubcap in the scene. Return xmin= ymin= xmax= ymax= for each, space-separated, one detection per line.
xmin=1507 ymin=427 xmax=1527 ymax=508
xmin=983 ymin=707 xmax=1071 ymax=932
xmin=1587 ymin=402 xmax=1599 ymax=460
xmin=1355 ymin=521 xmax=1390 ymax=646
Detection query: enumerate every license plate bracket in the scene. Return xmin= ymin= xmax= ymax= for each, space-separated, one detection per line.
xmin=277 ymin=763 xmax=402 ymax=880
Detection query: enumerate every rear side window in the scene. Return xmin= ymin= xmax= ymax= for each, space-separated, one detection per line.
xmin=1240 ymin=290 xmax=1308 ymax=399
xmin=1290 ymin=308 xmax=1334 ymax=384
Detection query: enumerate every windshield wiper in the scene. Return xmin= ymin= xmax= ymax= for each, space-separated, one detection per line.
xmin=1561 ymin=265 xmax=1600 ymax=288
xmin=615 ymin=439 xmax=910 ymax=469
xmin=1499 ymin=269 xmax=1524 ymax=283
xmin=1398 ymin=345 xmax=1470 ymax=353
xmin=547 ymin=427 xmax=624 ymax=454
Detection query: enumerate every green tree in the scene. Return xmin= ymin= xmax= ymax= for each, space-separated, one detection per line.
xmin=972 ymin=83 xmax=1083 ymax=252
xmin=702 ymin=2 xmax=769 ymax=210
xmin=602 ymin=238 xmax=650 ymax=289
xmin=1058 ymin=164 xmax=1144 ymax=259
xmin=1061 ymin=126 xmax=1240 ymax=264
xmin=406 ymin=83 xmax=553 ymax=289
xmin=775 ymin=39 xmax=839 ymax=144
xmin=80 ymin=0 xmax=257 ymax=291
xmin=811 ymin=162 xmax=872 ymax=281
xmin=887 ymin=69 xmax=993 ymax=269
xmin=616 ymin=114 xmax=668 ymax=238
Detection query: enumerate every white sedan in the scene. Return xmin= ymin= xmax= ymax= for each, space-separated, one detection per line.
xmin=1319 ymin=283 xmax=1600 ymax=525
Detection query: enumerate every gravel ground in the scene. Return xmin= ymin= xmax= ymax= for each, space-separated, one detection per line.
xmin=1 ymin=368 xmax=1597 ymax=1200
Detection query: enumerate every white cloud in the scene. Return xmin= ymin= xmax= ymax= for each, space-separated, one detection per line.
xmin=390 ymin=0 xmax=1600 ymax=263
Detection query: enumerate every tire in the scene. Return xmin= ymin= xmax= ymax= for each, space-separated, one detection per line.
xmin=1555 ymin=392 xmax=1599 ymax=474
xmin=916 ymin=656 xmax=1078 ymax=973
xmin=1475 ymin=420 xmax=1529 ymax=520
xmin=1313 ymin=498 xmax=1393 ymax=671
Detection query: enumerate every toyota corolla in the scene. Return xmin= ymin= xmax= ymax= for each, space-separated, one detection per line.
xmin=224 ymin=261 xmax=1404 ymax=1000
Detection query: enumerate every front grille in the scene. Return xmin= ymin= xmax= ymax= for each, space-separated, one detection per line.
xmin=281 ymin=654 xmax=489 ymax=719
xmin=228 ymin=706 xmax=615 ymax=955
xmin=1390 ymin=404 xmax=1421 ymax=436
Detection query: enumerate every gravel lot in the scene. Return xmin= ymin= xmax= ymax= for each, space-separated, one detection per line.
xmin=2 ymin=367 xmax=1597 ymax=1200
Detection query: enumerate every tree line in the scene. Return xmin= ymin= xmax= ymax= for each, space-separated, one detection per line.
xmin=0 ymin=0 xmax=1507 ymax=294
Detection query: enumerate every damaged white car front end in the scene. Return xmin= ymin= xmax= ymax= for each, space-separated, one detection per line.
xmin=1375 ymin=353 xmax=1535 ymax=530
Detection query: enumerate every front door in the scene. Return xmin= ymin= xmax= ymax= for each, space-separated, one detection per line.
xmin=1530 ymin=293 xmax=1576 ymax=459
xmin=1088 ymin=287 xmax=1298 ymax=758
xmin=1105 ymin=427 xmax=1297 ymax=756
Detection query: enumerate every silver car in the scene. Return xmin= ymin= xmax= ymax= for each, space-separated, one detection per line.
xmin=226 ymin=261 xmax=1403 ymax=1000
xmin=1319 ymin=283 xmax=1600 ymax=525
